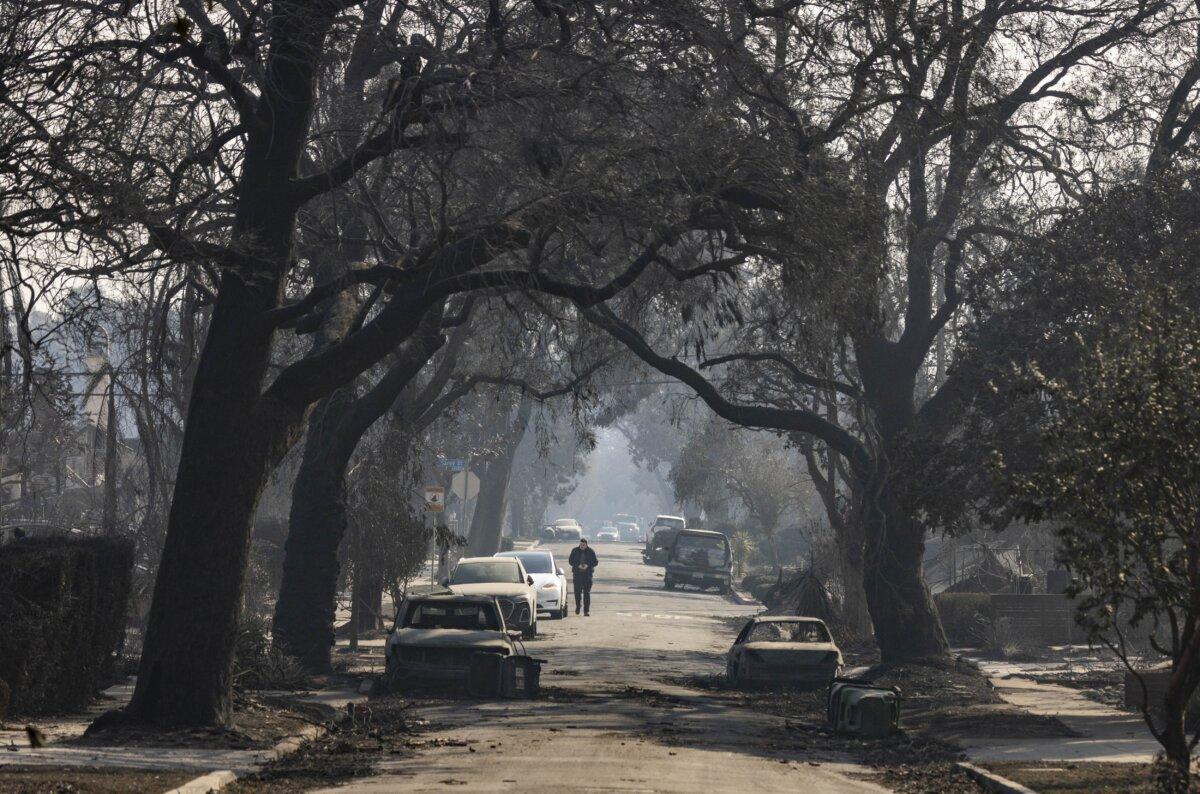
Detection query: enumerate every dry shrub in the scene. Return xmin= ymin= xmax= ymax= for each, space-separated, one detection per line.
xmin=233 ymin=613 xmax=308 ymax=691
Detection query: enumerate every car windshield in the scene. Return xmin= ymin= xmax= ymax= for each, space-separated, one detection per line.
xmin=747 ymin=621 xmax=831 ymax=643
xmin=656 ymin=517 xmax=685 ymax=530
xmin=508 ymin=553 xmax=552 ymax=574
xmin=451 ymin=561 xmax=522 ymax=584
xmin=671 ymin=535 xmax=729 ymax=567
xmin=403 ymin=603 xmax=502 ymax=631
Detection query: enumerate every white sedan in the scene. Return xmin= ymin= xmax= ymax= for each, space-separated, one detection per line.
xmin=495 ymin=550 xmax=569 ymax=620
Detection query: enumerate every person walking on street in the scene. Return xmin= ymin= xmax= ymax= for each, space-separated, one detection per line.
xmin=568 ymin=538 xmax=598 ymax=616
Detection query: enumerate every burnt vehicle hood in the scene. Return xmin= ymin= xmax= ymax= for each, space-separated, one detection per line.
xmin=737 ymin=641 xmax=840 ymax=663
xmin=390 ymin=628 xmax=513 ymax=650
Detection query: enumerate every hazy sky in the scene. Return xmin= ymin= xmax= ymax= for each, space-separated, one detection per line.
xmin=547 ymin=427 xmax=669 ymax=529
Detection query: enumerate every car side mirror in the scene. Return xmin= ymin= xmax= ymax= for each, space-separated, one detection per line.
xmin=506 ymin=629 xmax=523 ymax=640
xmin=526 ymin=575 xmax=534 ymax=586
xmin=556 ymin=567 xmax=564 ymax=576
xmin=439 ymin=577 xmax=450 ymax=587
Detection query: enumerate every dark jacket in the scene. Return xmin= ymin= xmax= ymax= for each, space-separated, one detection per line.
xmin=569 ymin=546 xmax=599 ymax=577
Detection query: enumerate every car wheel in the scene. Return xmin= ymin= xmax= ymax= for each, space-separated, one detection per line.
xmin=522 ymin=621 xmax=537 ymax=639
xmin=560 ymin=602 xmax=569 ymax=619
xmin=664 ymin=575 xmax=675 ymax=590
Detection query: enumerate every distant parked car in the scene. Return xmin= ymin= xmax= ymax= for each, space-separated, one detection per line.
xmin=443 ymin=556 xmax=538 ymax=638
xmin=651 ymin=514 xmax=686 ymax=533
xmin=726 ymin=616 xmax=842 ymax=689
xmin=385 ymin=594 xmax=517 ymax=687
xmin=664 ymin=529 xmax=732 ymax=592
xmin=615 ymin=522 xmax=640 ymax=543
xmin=595 ymin=527 xmax=619 ymax=542
xmin=555 ymin=525 xmax=582 ymax=542
xmin=495 ymin=550 xmax=569 ymax=620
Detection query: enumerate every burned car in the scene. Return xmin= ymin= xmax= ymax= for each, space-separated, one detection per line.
xmin=726 ymin=616 xmax=842 ymax=688
xmin=663 ymin=528 xmax=732 ymax=592
xmin=385 ymin=594 xmax=517 ymax=686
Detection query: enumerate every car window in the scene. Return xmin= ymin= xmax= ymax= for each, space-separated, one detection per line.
xmin=671 ymin=535 xmax=729 ymax=566
xmin=511 ymin=553 xmax=553 ymax=574
xmin=451 ymin=561 xmax=523 ymax=584
xmin=747 ymin=621 xmax=831 ymax=643
xmin=404 ymin=603 xmax=501 ymax=631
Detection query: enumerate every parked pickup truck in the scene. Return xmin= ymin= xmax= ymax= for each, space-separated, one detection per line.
xmin=663 ymin=528 xmax=733 ymax=593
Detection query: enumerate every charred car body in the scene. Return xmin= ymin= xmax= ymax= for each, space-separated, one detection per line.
xmin=663 ymin=528 xmax=733 ymax=592
xmin=385 ymin=594 xmax=517 ymax=685
xmin=726 ymin=616 xmax=842 ymax=689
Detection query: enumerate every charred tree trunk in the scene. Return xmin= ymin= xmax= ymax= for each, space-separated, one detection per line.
xmin=467 ymin=458 xmax=512 ymax=555
xmin=509 ymin=493 xmax=527 ymax=539
xmin=1156 ymin=623 xmax=1200 ymax=778
xmin=350 ymin=555 xmax=385 ymax=636
xmin=271 ymin=390 xmax=356 ymax=672
xmin=125 ymin=272 xmax=294 ymax=726
xmin=858 ymin=479 xmax=948 ymax=662
xmin=466 ymin=397 xmax=532 ymax=556
xmin=851 ymin=340 xmax=949 ymax=663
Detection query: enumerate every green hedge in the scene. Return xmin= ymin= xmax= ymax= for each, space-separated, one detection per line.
xmin=935 ymin=592 xmax=995 ymax=646
xmin=0 ymin=536 xmax=134 ymax=715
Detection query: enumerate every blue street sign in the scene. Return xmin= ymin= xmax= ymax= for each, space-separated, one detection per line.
xmin=437 ymin=458 xmax=466 ymax=472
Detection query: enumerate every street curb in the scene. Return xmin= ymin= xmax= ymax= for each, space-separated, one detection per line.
xmin=264 ymin=723 xmax=324 ymax=761
xmin=727 ymin=587 xmax=758 ymax=606
xmin=160 ymin=720 xmax=328 ymax=794
xmin=163 ymin=769 xmax=237 ymax=794
xmin=954 ymin=761 xmax=1039 ymax=794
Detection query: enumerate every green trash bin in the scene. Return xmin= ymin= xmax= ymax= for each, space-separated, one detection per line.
xmin=500 ymin=656 xmax=543 ymax=699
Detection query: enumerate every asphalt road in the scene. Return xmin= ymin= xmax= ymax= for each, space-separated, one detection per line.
xmin=320 ymin=541 xmax=887 ymax=793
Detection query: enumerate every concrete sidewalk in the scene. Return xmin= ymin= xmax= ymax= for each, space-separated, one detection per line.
xmin=0 ymin=682 xmax=364 ymax=774
xmin=961 ymin=658 xmax=1161 ymax=763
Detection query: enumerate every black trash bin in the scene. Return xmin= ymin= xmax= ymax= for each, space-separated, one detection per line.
xmin=500 ymin=655 xmax=543 ymax=699
xmin=468 ymin=652 xmax=504 ymax=697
